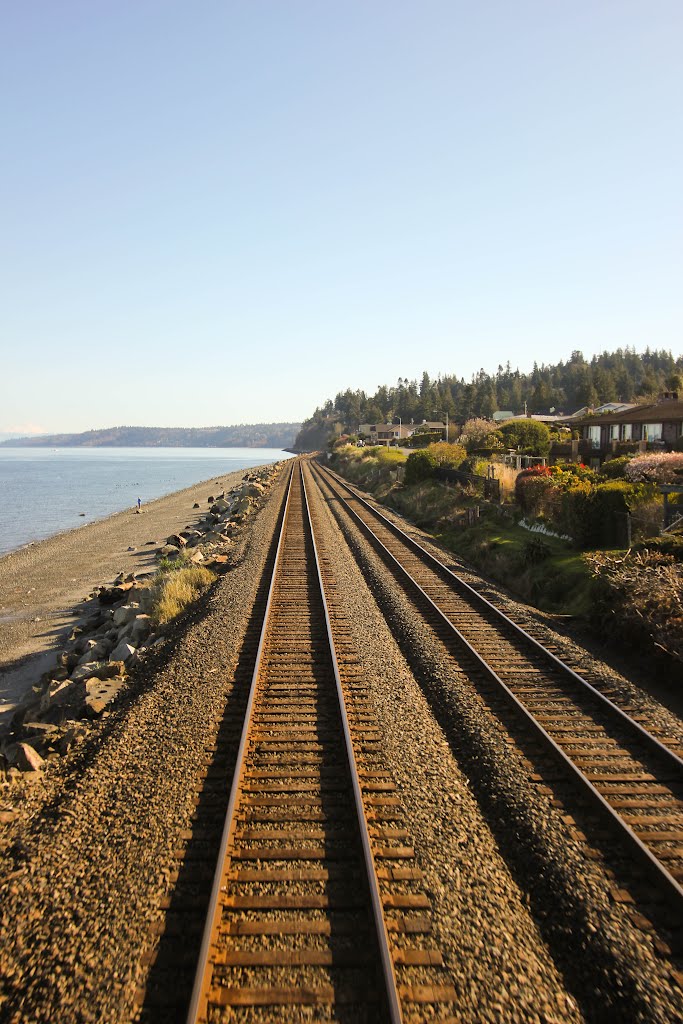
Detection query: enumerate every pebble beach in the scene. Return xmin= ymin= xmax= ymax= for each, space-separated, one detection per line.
xmin=0 ymin=464 xmax=279 ymax=718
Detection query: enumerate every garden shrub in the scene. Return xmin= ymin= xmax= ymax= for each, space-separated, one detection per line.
xmin=405 ymin=448 xmax=438 ymax=485
xmin=561 ymin=480 xmax=655 ymax=549
xmin=625 ymin=452 xmax=683 ymax=484
xmin=426 ymin=442 xmax=467 ymax=469
xmin=600 ymin=456 xmax=632 ymax=479
xmin=459 ymin=419 xmax=502 ymax=452
xmin=498 ymin=419 xmax=551 ymax=456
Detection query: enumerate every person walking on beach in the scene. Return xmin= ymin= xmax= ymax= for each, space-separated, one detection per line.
xmin=137 ymin=496 xmax=142 ymax=510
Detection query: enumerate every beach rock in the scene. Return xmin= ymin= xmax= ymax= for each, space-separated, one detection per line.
xmin=112 ymin=604 xmax=139 ymax=628
xmin=98 ymin=583 xmax=134 ymax=605
xmin=16 ymin=743 xmax=44 ymax=772
xmin=207 ymin=495 xmax=214 ymax=503
xmin=78 ymin=641 xmax=111 ymax=665
xmin=166 ymin=534 xmax=187 ymax=548
xmin=84 ymin=677 xmax=126 ymax=716
xmin=158 ymin=544 xmax=181 ymax=559
xmin=130 ymin=615 xmax=152 ymax=641
xmin=58 ymin=651 xmax=79 ymax=672
xmin=46 ymin=679 xmax=84 ymax=710
xmin=210 ymin=500 xmax=230 ymax=515
xmin=71 ymin=662 xmax=106 ymax=683
xmin=188 ymin=549 xmax=205 ymax=563
xmin=193 ymin=502 xmax=200 ymax=508
xmin=109 ymin=641 xmax=136 ymax=664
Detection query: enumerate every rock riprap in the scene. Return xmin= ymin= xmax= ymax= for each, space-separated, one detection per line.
xmin=0 ymin=464 xmax=282 ymax=781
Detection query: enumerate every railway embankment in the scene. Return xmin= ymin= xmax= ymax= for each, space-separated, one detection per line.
xmin=326 ymin=446 xmax=683 ymax=690
xmin=2 ymin=456 xmax=683 ymax=1023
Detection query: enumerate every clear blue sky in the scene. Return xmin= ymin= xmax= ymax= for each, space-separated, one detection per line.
xmin=2 ymin=1 xmax=681 ymax=434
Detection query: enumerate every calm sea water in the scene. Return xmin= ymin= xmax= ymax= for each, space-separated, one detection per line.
xmin=0 ymin=447 xmax=292 ymax=556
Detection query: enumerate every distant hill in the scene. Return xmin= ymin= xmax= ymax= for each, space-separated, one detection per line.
xmin=1 ymin=423 xmax=301 ymax=449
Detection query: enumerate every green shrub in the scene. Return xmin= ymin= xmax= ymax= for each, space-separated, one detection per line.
xmin=405 ymin=449 xmax=437 ymax=485
xmin=522 ymin=536 xmax=553 ymax=565
xmin=428 ymin=442 xmax=467 ymax=469
xmin=560 ymin=480 xmax=654 ymax=549
xmin=600 ymin=456 xmax=633 ymax=479
xmin=498 ymin=419 xmax=551 ymax=456
xmin=516 ymin=475 xmax=555 ymax=516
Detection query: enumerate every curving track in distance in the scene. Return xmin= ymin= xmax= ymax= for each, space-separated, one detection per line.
xmin=186 ymin=461 xmax=456 ymax=1023
xmin=310 ymin=459 xmax=683 ymax=919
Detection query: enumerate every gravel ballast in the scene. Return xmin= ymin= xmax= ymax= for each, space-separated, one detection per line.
xmin=2 ymin=457 xmax=682 ymax=1023
xmin=0 ymin=465 xmax=291 ymax=1023
xmin=307 ymin=462 xmax=683 ymax=1023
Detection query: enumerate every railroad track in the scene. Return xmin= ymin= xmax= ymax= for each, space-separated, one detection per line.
xmin=186 ymin=461 xmax=456 ymax=1023
xmin=310 ymin=460 xmax=683 ymax=917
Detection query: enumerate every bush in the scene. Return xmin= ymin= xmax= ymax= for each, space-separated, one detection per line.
xmin=405 ymin=448 xmax=437 ymax=485
xmin=560 ymin=480 xmax=655 ymax=549
xmin=634 ymin=535 xmax=683 ymax=560
xmin=427 ymin=442 xmax=467 ymax=469
xmin=522 ymin=537 xmax=553 ymax=565
xmin=498 ymin=419 xmax=551 ymax=456
xmin=600 ymin=456 xmax=632 ymax=479
xmin=625 ymin=452 xmax=683 ymax=484
xmin=459 ymin=418 xmax=502 ymax=452
xmin=515 ymin=474 xmax=555 ymax=516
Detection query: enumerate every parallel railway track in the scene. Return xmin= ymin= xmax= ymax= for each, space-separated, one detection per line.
xmin=187 ymin=462 xmax=456 ymax=1022
xmin=310 ymin=460 xmax=683 ymax=918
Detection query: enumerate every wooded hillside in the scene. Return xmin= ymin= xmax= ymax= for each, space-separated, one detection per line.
xmin=295 ymin=348 xmax=683 ymax=451
xmin=2 ymin=423 xmax=300 ymax=449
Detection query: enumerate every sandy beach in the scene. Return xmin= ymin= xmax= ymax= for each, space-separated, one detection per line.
xmin=0 ymin=464 xmax=276 ymax=717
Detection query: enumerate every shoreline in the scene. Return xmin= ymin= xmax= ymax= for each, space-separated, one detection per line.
xmin=0 ymin=462 xmax=282 ymax=719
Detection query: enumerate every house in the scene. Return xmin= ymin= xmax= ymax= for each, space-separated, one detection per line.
xmin=552 ymin=393 xmax=683 ymax=466
xmin=358 ymin=420 xmax=447 ymax=446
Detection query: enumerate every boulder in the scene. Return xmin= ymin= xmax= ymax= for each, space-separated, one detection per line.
xmin=77 ymin=641 xmax=110 ymax=665
xmin=188 ymin=549 xmax=205 ymax=563
xmin=193 ymin=502 xmax=200 ymax=508
xmin=112 ymin=604 xmax=140 ymax=627
xmin=16 ymin=742 xmax=44 ymax=772
xmin=166 ymin=533 xmax=187 ymax=548
xmin=130 ymin=614 xmax=152 ymax=641
xmin=158 ymin=544 xmax=181 ymax=559
xmin=84 ymin=677 xmax=126 ymax=716
xmin=109 ymin=641 xmax=136 ymax=663
xmin=98 ymin=583 xmax=134 ymax=605
xmin=71 ymin=661 xmax=106 ymax=683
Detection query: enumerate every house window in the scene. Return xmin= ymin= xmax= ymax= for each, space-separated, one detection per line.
xmin=588 ymin=425 xmax=601 ymax=448
xmin=643 ymin=423 xmax=663 ymax=441
xmin=620 ymin=424 xmax=632 ymax=441
xmin=609 ymin=424 xmax=619 ymax=441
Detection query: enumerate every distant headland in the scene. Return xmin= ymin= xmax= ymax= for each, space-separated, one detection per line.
xmin=0 ymin=423 xmax=301 ymax=449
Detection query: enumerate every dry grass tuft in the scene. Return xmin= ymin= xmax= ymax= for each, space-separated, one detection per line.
xmin=151 ymin=566 xmax=215 ymax=625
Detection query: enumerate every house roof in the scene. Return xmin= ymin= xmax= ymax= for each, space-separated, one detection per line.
xmin=567 ymin=399 xmax=683 ymax=427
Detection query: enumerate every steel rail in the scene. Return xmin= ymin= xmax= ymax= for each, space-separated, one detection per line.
xmin=300 ymin=461 xmax=403 ymax=1024
xmin=318 ymin=462 xmax=683 ymax=775
xmin=312 ymin=461 xmax=683 ymax=917
xmin=187 ymin=459 xmax=404 ymax=1022
xmin=186 ymin=460 xmax=296 ymax=1024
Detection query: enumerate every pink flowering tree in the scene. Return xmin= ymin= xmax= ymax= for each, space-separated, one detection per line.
xmin=624 ymin=452 xmax=683 ymax=484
